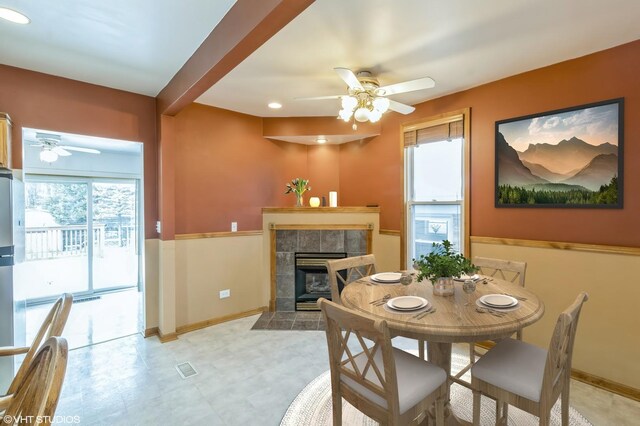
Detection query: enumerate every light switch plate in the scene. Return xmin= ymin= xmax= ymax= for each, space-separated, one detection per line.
xmin=231 ymin=222 xmax=237 ymax=232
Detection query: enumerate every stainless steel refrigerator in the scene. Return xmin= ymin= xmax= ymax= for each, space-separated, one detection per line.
xmin=0 ymin=169 xmax=26 ymax=391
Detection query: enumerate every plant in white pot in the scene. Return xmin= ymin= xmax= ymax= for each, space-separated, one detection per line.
xmin=413 ymin=240 xmax=476 ymax=296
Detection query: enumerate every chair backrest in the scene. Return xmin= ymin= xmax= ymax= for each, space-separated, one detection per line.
xmin=326 ymin=255 xmax=377 ymax=304
xmin=472 ymin=256 xmax=527 ymax=287
xmin=541 ymin=292 xmax=589 ymax=404
xmin=7 ymin=293 xmax=72 ymax=395
xmin=3 ymin=336 xmax=68 ymax=425
xmin=318 ymin=298 xmax=401 ymax=418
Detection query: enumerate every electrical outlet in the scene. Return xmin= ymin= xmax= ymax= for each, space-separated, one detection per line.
xmin=231 ymin=222 xmax=237 ymax=232
xmin=156 ymin=221 xmax=161 ymax=233
xmin=219 ymin=289 xmax=231 ymax=299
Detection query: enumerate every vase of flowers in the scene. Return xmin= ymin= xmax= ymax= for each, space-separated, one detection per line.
xmin=285 ymin=178 xmax=311 ymax=207
xmin=413 ymin=240 xmax=476 ymax=296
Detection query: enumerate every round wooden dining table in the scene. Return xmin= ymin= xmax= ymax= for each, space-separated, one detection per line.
xmin=340 ymin=274 xmax=545 ymax=425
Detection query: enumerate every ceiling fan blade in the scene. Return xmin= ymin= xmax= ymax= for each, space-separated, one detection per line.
xmin=378 ymin=77 xmax=435 ymax=95
xmin=60 ymin=145 xmax=100 ymax=154
xmin=334 ymin=67 xmax=364 ymax=91
xmin=53 ymin=147 xmax=72 ymax=156
xmin=295 ymin=95 xmax=343 ymax=101
xmin=388 ymin=100 xmax=416 ymax=115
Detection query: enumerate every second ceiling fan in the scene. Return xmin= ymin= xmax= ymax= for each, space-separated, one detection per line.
xmin=299 ymin=68 xmax=435 ymax=125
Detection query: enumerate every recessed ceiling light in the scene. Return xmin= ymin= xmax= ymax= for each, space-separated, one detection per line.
xmin=316 ymin=136 xmax=327 ymax=144
xmin=268 ymin=102 xmax=282 ymax=109
xmin=0 ymin=7 xmax=30 ymax=24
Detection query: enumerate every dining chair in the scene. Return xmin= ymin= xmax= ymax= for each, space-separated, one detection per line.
xmin=1 ymin=336 xmax=69 ymax=426
xmin=0 ymin=293 xmax=72 ymax=402
xmin=471 ymin=292 xmax=588 ymax=426
xmin=318 ymin=298 xmax=447 ymax=426
xmin=326 ymin=254 xmax=377 ymax=304
xmin=454 ymin=257 xmax=527 ymax=384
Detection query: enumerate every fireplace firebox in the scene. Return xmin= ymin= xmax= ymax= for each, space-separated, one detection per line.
xmin=295 ymin=252 xmax=347 ymax=311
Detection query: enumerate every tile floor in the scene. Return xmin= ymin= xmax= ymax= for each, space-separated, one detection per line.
xmin=53 ymin=314 xmax=639 ymax=425
xmin=27 ymin=289 xmax=143 ymax=349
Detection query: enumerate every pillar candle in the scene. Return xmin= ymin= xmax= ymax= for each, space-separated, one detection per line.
xmin=329 ymin=191 xmax=338 ymax=207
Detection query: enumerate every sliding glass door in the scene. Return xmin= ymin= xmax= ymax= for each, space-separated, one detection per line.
xmin=24 ymin=177 xmax=140 ymax=302
xmin=92 ymin=181 xmax=139 ymax=291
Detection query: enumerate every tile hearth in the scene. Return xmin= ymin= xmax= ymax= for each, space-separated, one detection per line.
xmin=251 ymin=311 xmax=324 ymax=331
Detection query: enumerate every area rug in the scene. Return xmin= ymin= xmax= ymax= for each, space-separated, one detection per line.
xmin=281 ymin=352 xmax=592 ymax=425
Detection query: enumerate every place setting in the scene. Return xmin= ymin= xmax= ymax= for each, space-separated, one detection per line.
xmin=475 ymin=293 xmax=521 ymax=315
xmin=379 ymin=295 xmax=436 ymax=317
xmin=369 ymin=272 xmax=402 ymax=284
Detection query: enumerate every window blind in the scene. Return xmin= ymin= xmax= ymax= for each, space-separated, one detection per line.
xmin=403 ymin=116 xmax=463 ymax=147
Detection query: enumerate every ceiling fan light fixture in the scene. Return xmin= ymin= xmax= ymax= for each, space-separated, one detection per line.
xmin=373 ymin=97 xmax=390 ymax=113
xmin=354 ymin=107 xmax=370 ymax=122
xmin=40 ymin=149 xmax=58 ymax=163
xmin=369 ymin=110 xmax=382 ymax=123
xmin=338 ymin=109 xmax=352 ymax=122
xmin=341 ymin=96 xmax=357 ymax=110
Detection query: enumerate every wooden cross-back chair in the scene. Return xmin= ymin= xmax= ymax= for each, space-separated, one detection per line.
xmin=326 ymin=255 xmax=377 ymax=304
xmin=1 ymin=336 xmax=68 ymax=426
xmin=473 ymin=256 xmax=527 ymax=287
xmin=453 ymin=257 xmax=528 ymax=385
xmin=0 ymin=293 xmax=72 ymax=400
xmin=319 ymin=298 xmax=447 ymax=426
xmin=471 ymin=292 xmax=588 ymax=426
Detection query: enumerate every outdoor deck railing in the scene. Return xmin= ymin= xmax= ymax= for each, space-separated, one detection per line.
xmin=25 ymin=225 xmax=136 ymax=260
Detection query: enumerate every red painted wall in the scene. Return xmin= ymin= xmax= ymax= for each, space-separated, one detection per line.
xmin=339 ymin=40 xmax=640 ymax=247
xmin=173 ymin=104 xmax=341 ymax=234
xmin=0 ymin=65 xmax=158 ymax=239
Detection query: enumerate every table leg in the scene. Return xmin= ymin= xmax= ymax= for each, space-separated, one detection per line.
xmin=427 ymin=342 xmax=471 ymax=426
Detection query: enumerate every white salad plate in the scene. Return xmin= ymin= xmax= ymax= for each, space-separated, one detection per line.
xmin=387 ymin=296 xmax=428 ymax=311
xmin=479 ymin=294 xmax=518 ymax=308
xmin=371 ymin=272 xmax=402 ymax=283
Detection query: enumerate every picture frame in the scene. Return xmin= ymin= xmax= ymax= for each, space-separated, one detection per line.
xmin=495 ymin=98 xmax=623 ymax=208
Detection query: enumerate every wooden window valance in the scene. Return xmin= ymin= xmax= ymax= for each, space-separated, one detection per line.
xmin=403 ymin=115 xmax=464 ymax=147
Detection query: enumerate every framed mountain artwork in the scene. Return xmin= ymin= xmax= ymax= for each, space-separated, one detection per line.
xmin=495 ymin=98 xmax=623 ymax=208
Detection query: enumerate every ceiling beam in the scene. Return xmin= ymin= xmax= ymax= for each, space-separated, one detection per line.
xmin=157 ymin=0 xmax=315 ymax=116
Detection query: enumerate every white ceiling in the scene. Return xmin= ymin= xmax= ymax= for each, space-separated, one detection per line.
xmin=197 ymin=0 xmax=640 ymax=117
xmin=0 ymin=0 xmax=236 ymax=96
xmin=1 ymin=0 xmax=638 ymax=117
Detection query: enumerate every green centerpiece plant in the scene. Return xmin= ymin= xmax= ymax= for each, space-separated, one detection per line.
xmin=413 ymin=240 xmax=476 ymax=296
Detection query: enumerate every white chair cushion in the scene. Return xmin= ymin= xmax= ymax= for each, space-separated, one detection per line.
xmin=471 ymin=338 xmax=547 ymax=402
xmin=341 ymin=347 xmax=446 ymax=414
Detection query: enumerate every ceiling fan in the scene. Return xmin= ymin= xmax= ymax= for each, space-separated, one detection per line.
xmin=299 ymin=68 xmax=435 ymax=126
xmin=28 ymin=132 xmax=101 ymax=163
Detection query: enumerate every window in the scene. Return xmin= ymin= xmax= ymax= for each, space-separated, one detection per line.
xmin=404 ymin=112 xmax=468 ymax=267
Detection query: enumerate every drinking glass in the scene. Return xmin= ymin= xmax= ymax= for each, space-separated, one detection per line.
xmin=462 ymin=279 xmax=476 ymax=305
xmin=400 ymin=272 xmax=413 ymax=286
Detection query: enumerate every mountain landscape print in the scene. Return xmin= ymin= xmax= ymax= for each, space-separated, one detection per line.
xmin=496 ymin=99 xmax=623 ymax=207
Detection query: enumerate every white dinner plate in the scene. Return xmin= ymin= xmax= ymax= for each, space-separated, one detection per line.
xmin=371 ymin=272 xmax=402 ymax=283
xmin=454 ymin=274 xmax=481 ymax=282
xmin=387 ymin=296 xmax=428 ymax=311
xmin=479 ymin=294 xmax=518 ymax=308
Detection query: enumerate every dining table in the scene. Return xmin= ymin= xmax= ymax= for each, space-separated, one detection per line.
xmin=340 ymin=273 xmax=545 ymax=425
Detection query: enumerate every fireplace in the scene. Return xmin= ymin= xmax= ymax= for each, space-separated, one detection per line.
xmin=295 ymin=252 xmax=347 ymax=311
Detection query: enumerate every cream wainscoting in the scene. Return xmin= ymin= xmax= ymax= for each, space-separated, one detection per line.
xmin=377 ymin=231 xmax=401 ymax=272
xmin=144 ymin=239 xmax=160 ymax=333
xmin=471 ymin=237 xmax=640 ymax=391
xmin=174 ymin=233 xmax=265 ymax=329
